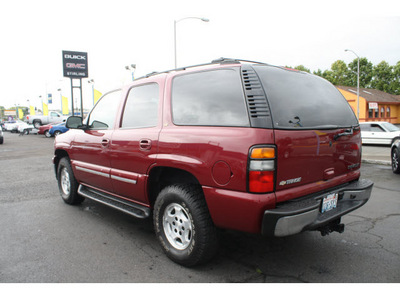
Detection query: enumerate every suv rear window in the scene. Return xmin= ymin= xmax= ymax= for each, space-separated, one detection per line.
xmin=253 ymin=65 xmax=358 ymax=129
xmin=172 ymin=68 xmax=250 ymax=127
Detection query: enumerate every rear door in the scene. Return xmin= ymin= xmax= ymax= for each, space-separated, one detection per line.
xmin=253 ymin=65 xmax=360 ymax=198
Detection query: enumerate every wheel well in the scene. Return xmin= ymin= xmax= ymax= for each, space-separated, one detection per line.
xmin=54 ymin=149 xmax=69 ymax=179
xmin=147 ymin=167 xmax=201 ymax=208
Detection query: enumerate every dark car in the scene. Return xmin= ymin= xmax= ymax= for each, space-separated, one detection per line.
xmin=53 ymin=58 xmax=373 ymax=266
xmin=391 ymin=139 xmax=400 ymax=174
xmin=0 ymin=126 xmax=4 ymax=144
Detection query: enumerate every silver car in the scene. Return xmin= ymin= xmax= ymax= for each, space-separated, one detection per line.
xmin=360 ymin=122 xmax=400 ymax=145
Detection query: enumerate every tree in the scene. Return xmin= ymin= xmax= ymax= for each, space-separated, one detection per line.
xmin=391 ymin=61 xmax=400 ymax=95
xmin=347 ymin=57 xmax=373 ymax=88
xmin=328 ymin=60 xmax=351 ymax=85
xmin=371 ymin=61 xmax=394 ymax=93
xmin=294 ymin=65 xmax=311 ymax=73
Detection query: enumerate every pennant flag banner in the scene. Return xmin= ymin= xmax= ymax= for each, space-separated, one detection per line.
xmin=30 ymin=106 xmax=35 ymax=116
xmin=43 ymin=102 xmax=49 ymax=116
xmin=18 ymin=108 xmax=24 ymax=119
xmin=94 ymin=89 xmax=102 ymax=105
xmin=62 ymin=96 xmax=69 ymax=115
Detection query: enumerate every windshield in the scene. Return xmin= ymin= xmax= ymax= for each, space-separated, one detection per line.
xmin=381 ymin=122 xmax=400 ymax=132
xmin=253 ymin=65 xmax=358 ymax=129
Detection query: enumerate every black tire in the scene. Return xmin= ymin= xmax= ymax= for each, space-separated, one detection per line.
xmin=57 ymin=157 xmax=84 ymax=205
xmin=33 ymin=121 xmax=41 ymax=129
xmin=23 ymin=129 xmax=29 ymax=135
xmin=54 ymin=131 xmax=61 ymax=137
xmin=153 ymin=184 xmax=218 ymax=267
xmin=44 ymin=130 xmax=51 ymax=138
xmin=392 ymin=147 xmax=400 ymax=174
xmin=0 ymin=137 xmax=3 ymax=144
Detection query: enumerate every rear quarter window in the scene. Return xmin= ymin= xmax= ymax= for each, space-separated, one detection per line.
xmin=172 ymin=68 xmax=250 ymax=127
xmin=253 ymin=65 xmax=358 ymax=129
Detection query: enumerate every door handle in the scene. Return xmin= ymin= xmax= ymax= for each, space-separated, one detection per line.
xmin=139 ymin=139 xmax=152 ymax=150
xmin=101 ymin=138 xmax=110 ymax=147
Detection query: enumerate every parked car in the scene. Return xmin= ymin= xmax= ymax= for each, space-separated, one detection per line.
xmin=26 ymin=111 xmax=67 ymax=128
xmin=0 ymin=127 xmax=4 ymax=144
xmin=391 ymin=139 xmax=400 ymax=174
xmin=53 ymin=58 xmax=373 ymax=266
xmin=3 ymin=120 xmax=25 ymax=133
xmin=360 ymin=122 xmax=400 ymax=145
xmin=17 ymin=122 xmax=38 ymax=135
xmin=39 ymin=122 xmax=61 ymax=138
xmin=49 ymin=122 xmax=68 ymax=137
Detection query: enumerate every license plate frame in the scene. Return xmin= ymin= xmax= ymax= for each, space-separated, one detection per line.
xmin=321 ymin=192 xmax=338 ymax=213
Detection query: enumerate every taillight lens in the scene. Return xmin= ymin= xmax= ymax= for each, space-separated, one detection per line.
xmin=248 ymin=146 xmax=276 ymax=193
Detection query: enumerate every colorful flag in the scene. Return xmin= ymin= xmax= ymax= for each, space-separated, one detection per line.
xmin=43 ymin=102 xmax=49 ymax=116
xmin=30 ymin=106 xmax=35 ymax=116
xmin=62 ymin=96 xmax=69 ymax=115
xmin=94 ymin=89 xmax=102 ymax=104
xmin=18 ymin=108 xmax=24 ymax=119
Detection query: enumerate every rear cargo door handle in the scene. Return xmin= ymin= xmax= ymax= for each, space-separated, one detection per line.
xmin=139 ymin=139 xmax=152 ymax=150
xmin=101 ymin=138 xmax=110 ymax=148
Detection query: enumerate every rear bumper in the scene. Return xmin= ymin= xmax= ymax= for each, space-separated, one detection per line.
xmin=261 ymin=179 xmax=374 ymax=237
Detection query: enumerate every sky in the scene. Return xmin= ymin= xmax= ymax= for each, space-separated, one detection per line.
xmin=1 ymin=0 xmax=399 ymax=111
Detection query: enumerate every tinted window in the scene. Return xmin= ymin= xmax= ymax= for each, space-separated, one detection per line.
xmin=121 ymin=83 xmax=159 ymax=128
xmin=253 ymin=65 xmax=358 ymax=129
xmin=88 ymin=90 xmax=121 ymax=129
xmin=172 ymin=68 xmax=249 ymax=127
xmin=360 ymin=124 xmax=370 ymax=131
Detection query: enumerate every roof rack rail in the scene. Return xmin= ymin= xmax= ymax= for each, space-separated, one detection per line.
xmin=135 ymin=58 xmax=268 ymax=80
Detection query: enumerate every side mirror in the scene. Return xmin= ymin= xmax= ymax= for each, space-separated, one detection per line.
xmin=66 ymin=116 xmax=84 ymax=129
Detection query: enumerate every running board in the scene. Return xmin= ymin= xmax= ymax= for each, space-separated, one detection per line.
xmin=78 ymin=185 xmax=150 ymax=219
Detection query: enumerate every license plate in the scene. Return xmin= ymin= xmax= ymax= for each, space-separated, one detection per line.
xmin=321 ymin=192 xmax=338 ymax=213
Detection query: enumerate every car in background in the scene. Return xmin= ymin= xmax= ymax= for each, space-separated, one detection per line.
xmin=360 ymin=122 xmax=400 ymax=145
xmin=17 ymin=122 xmax=38 ymax=135
xmin=48 ymin=122 xmax=69 ymax=137
xmin=0 ymin=126 xmax=4 ymax=144
xmin=391 ymin=139 xmax=400 ymax=174
xmin=3 ymin=120 xmax=26 ymax=133
xmin=39 ymin=122 xmax=61 ymax=138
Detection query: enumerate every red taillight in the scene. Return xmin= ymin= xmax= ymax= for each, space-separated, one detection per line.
xmin=249 ymin=171 xmax=274 ymax=193
xmin=248 ymin=146 xmax=276 ymax=193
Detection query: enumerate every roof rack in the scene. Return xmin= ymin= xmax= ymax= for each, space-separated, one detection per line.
xmin=135 ymin=58 xmax=269 ymax=80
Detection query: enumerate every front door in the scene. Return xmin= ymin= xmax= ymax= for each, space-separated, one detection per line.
xmin=70 ymin=90 xmax=122 ymax=192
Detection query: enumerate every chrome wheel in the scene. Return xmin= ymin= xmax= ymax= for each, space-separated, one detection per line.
xmin=392 ymin=149 xmax=400 ymax=173
xmin=163 ymin=203 xmax=193 ymax=250
xmin=60 ymin=167 xmax=71 ymax=196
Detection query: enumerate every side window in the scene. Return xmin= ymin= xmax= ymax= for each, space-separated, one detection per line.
xmin=360 ymin=124 xmax=370 ymax=131
xmin=50 ymin=112 xmax=58 ymax=117
xmin=121 ymin=83 xmax=159 ymax=128
xmin=172 ymin=69 xmax=249 ymax=127
xmin=370 ymin=124 xmax=384 ymax=132
xmin=88 ymin=90 xmax=121 ymax=130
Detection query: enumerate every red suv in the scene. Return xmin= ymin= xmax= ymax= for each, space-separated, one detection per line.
xmin=53 ymin=58 xmax=373 ymax=266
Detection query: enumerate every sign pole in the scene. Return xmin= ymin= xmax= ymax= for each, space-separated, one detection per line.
xmin=80 ymin=78 xmax=84 ymax=117
xmin=70 ymin=78 xmax=75 ymax=115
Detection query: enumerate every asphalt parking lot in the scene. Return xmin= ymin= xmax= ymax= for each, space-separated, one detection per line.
xmin=0 ymin=131 xmax=399 ymax=283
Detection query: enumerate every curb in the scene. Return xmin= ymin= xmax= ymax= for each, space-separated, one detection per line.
xmin=361 ymin=159 xmax=391 ymax=166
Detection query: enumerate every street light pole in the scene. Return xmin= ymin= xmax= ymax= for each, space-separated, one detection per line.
xmin=125 ymin=64 xmax=136 ymax=81
xmin=174 ymin=17 xmax=209 ymax=68
xmin=345 ymin=49 xmax=360 ymax=120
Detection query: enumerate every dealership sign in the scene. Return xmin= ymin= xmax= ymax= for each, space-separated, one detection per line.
xmin=62 ymin=50 xmax=88 ymax=78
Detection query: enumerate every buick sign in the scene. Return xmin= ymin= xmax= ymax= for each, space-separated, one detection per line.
xmin=62 ymin=50 xmax=88 ymax=78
